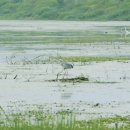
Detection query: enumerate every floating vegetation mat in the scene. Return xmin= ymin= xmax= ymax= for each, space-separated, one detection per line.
xmin=48 ymin=76 xmax=89 ymax=83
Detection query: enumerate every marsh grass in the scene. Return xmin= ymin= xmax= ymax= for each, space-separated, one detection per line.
xmin=0 ymin=105 xmax=130 ymax=130
xmin=48 ymin=76 xmax=89 ymax=83
xmin=1 ymin=30 xmax=130 ymax=44
xmin=0 ymin=107 xmax=130 ymax=130
xmin=53 ymin=56 xmax=130 ymax=62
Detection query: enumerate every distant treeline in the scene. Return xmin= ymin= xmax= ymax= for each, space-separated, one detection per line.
xmin=0 ymin=0 xmax=130 ymax=20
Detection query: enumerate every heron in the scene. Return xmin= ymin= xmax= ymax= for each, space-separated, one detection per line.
xmin=56 ymin=61 xmax=74 ymax=80
xmin=121 ymin=27 xmax=130 ymax=38
xmin=61 ymin=62 xmax=73 ymax=70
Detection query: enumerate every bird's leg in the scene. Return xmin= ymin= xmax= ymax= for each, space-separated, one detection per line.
xmin=64 ymin=70 xmax=69 ymax=80
xmin=62 ymin=70 xmax=66 ymax=79
xmin=56 ymin=69 xmax=64 ymax=81
xmin=63 ymin=69 xmax=67 ymax=79
xmin=66 ymin=70 xmax=68 ymax=79
xmin=63 ymin=70 xmax=69 ymax=79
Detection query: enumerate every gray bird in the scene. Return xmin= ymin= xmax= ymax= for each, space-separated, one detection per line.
xmin=61 ymin=62 xmax=73 ymax=70
xmin=56 ymin=61 xmax=74 ymax=80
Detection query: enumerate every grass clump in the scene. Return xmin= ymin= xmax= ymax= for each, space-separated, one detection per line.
xmin=0 ymin=106 xmax=130 ymax=130
xmin=49 ymin=75 xmax=89 ymax=83
xmin=54 ymin=56 xmax=130 ymax=62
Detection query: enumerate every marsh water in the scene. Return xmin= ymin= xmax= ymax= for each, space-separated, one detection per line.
xmin=0 ymin=21 xmax=130 ymax=119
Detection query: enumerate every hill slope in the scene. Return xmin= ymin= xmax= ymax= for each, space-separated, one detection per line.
xmin=0 ymin=0 xmax=130 ymax=20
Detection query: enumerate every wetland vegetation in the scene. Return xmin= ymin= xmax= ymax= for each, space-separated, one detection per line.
xmin=52 ymin=56 xmax=130 ymax=62
xmin=0 ymin=105 xmax=130 ymax=130
xmin=1 ymin=30 xmax=130 ymax=44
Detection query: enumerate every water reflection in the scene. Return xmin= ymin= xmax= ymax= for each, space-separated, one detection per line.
xmin=61 ymin=92 xmax=72 ymax=100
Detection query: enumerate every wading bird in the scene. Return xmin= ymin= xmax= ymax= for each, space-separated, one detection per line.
xmin=56 ymin=61 xmax=74 ymax=80
xmin=121 ymin=27 xmax=130 ymax=38
xmin=61 ymin=62 xmax=73 ymax=70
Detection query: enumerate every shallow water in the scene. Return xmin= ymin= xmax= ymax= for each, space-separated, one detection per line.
xmin=0 ymin=44 xmax=130 ymax=119
xmin=0 ymin=20 xmax=130 ymax=32
xmin=1 ymin=43 xmax=130 ymax=64
xmin=0 ymin=21 xmax=130 ymax=119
